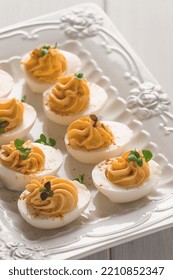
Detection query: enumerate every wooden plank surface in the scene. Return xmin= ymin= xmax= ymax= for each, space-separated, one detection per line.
xmin=82 ymin=250 xmax=110 ymax=260
xmin=111 ymin=228 xmax=173 ymax=260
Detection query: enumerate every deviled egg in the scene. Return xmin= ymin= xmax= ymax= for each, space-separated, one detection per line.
xmin=65 ymin=115 xmax=133 ymax=164
xmin=0 ymin=139 xmax=63 ymax=191
xmin=43 ymin=73 xmax=108 ymax=126
xmin=21 ymin=44 xmax=81 ymax=94
xmin=92 ymin=150 xmax=161 ymax=203
xmin=18 ymin=176 xmax=90 ymax=229
xmin=0 ymin=69 xmax=14 ymax=98
xmin=0 ymin=98 xmax=36 ymax=145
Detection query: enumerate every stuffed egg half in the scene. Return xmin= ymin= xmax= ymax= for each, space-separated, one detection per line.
xmin=43 ymin=73 xmax=108 ymax=126
xmin=0 ymin=98 xmax=36 ymax=145
xmin=92 ymin=150 xmax=161 ymax=203
xmin=18 ymin=176 xmax=90 ymax=229
xmin=0 ymin=140 xmax=63 ymax=191
xmin=65 ymin=116 xmax=133 ymax=164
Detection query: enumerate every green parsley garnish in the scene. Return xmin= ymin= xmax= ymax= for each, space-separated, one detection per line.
xmin=39 ymin=181 xmax=54 ymax=201
xmin=21 ymin=95 xmax=27 ymax=103
xmin=74 ymin=73 xmax=84 ymax=80
xmin=0 ymin=128 xmax=5 ymax=134
xmin=40 ymin=43 xmax=58 ymax=57
xmin=39 ymin=187 xmax=46 ymax=192
xmin=0 ymin=119 xmax=9 ymax=127
xmin=128 ymin=150 xmax=153 ymax=167
xmin=40 ymin=45 xmax=51 ymax=57
xmin=35 ymin=134 xmax=56 ymax=147
xmin=21 ymin=153 xmax=29 ymax=160
xmin=73 ymin=174 xmax=85 ymax=184
xmin=14 ymin=139 xmax=31 ymax=160
xmin=41 ymin=49 xmax=48 ymax=57
xmin=142 ymin=150 xmax=153 ymax=162
xmin=0 ymin=119 xmax=9 ymax=133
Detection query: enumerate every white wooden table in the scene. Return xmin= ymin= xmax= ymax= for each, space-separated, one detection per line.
xmin=0 ymin=0 xmax=173 ymax=260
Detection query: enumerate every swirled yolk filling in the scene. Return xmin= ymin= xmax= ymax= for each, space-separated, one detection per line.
xmin=49 ymin=76 xmax=90 ymax=115
xmin=22 ymin=176 xmax=78 ymax=218
xmin=105 ymin=151 xmax=150 ymax=188
xmin=0 ymin=140 xmax=45 ymax=175
xmin=0 ymin=98 xmax=24 ymax=133
xmin=67 ymin=116 xmax=114 ymax=150
xmin=24 ymin=46 xmax=67 ymax=83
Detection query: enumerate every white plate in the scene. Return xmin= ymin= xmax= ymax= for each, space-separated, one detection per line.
xmin=0 ymin=3 xmax=173 ymax=260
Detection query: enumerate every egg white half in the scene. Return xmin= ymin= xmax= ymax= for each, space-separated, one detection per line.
xmin=92 ymin=159 xmax=161 ymax=203
xmin=65 ymin=121 xmax=133 ymax=164
xmin=0 ymin=143 xmax=63 ymax=191
xmin=43 ymin=83 xmax=108 ymax=126
xmin=18 ymin=181 xmax=90 ymax=229
xmin=21 ymin=50 xmax=81 ymax=94
xmin=0 ymin=102 xmax=37 ymax=146
xmin=0 ymin=70 xmax=14 ymax=98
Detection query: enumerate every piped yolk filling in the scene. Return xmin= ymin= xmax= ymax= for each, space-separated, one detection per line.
xmin=67 ymin=117 xmax=114 ymax=150
xmin=0 ymin=98 xmax=24 ymax=133
xmin=49 ymin=76 xmax=90 ymax=115
xmin=22 ymin=176 xmax=78 ymax=218
xmin=105 ymin=151 xmax=150 ymax=188
xmin=0 ymin=140 xmax=45 ymax=175
xmin=24 ymin=48 xmax=67 ymax=83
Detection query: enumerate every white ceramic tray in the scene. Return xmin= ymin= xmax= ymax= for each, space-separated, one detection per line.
xmin=0 ymin=3 xmax=173 ymax=260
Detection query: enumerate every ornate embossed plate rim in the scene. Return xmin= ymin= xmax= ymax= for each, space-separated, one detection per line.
xmin=0 ymin=3 xmax=173 ymax=260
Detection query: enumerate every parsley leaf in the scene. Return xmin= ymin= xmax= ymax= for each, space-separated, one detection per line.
xmin=0 ymin=119 xmax=9 ymax=133
xmin=21 ymin=153 xmax=30 ymax=160
xmin=40 ymin=134 xmax=47 ymax=143
xmin=40 ymin=45 xmax=51 ymax=57
xmin=41 ymin=49 xmax=48 ymax=57
xmin=14 ymin=139 xmax=31 ymax=160
xmin=74 ymin=73 xmax=84 ymax=80
xmin=128 ymin=153 xmax=138 ymax=162
xmin=73 ymin=174 xmax=85 ymax=184
xmin=48 ymin=138 xmax=56 ymax=147
xmin=137 ymin=157 xmax=143 ymax=167
xmin=0 ymin=127 xmax=5 ymax=134
xmin=130 ymin=150 xmax=140 ymax=158
xmin=21 ymin=95 xmax=27 ymax=103
xmin=35 ymin=134 xmax=56 ymax=147
xmin=142 ymin=150 xmax=153 ymax=162
xmin=128 ymin=149 xmax=153 ymax=167
xmin=14 ymin=139 xmax=25 ymax=148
